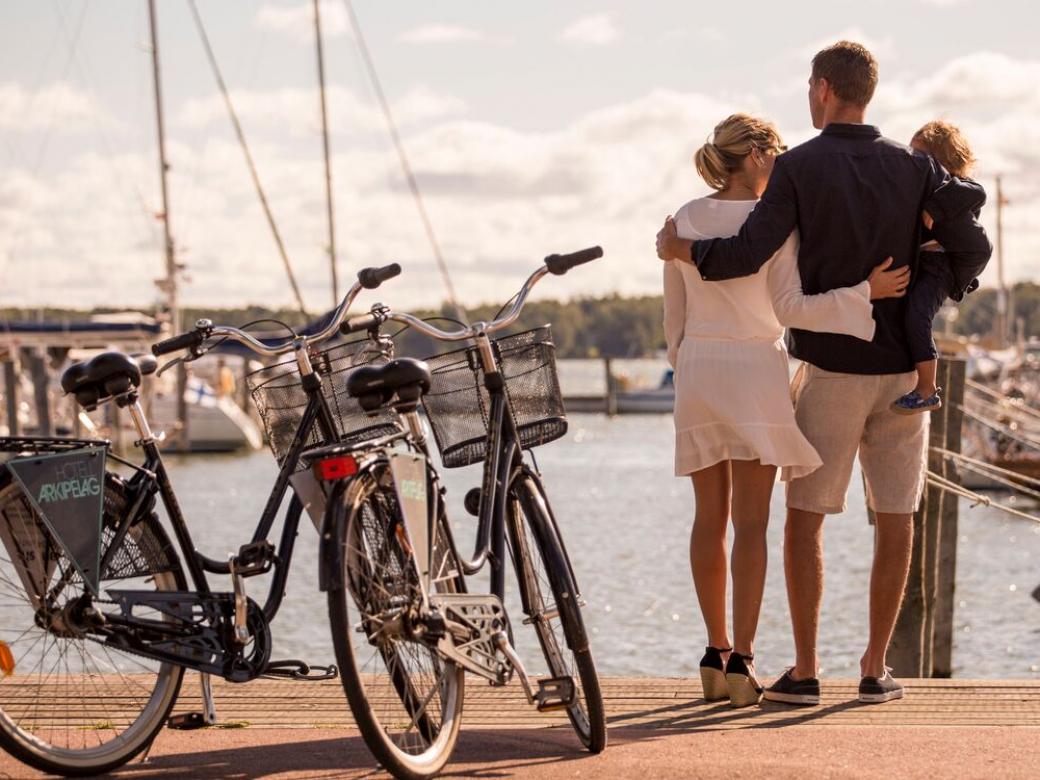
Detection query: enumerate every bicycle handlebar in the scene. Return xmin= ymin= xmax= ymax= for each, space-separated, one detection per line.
xmin=380 ymin=246 xmax=603 ymax=342
xmin=545 ymin=245 xmax=602 ymax=275
xmin=152 ymin=263 xmax=401 ymax=359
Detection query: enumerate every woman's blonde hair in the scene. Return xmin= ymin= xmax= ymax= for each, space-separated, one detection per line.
xmin=694 ymin=113 xmax=785 ymax=191
xmin=912 ymin=120 xmax=976 ymax=178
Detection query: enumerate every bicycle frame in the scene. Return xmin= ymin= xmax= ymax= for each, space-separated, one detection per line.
xmin=102 ymin=365 xmax=341 ymax=625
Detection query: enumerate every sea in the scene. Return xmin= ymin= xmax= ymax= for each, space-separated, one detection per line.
xmin=159 ymin=359 xmax=1040 ymax=681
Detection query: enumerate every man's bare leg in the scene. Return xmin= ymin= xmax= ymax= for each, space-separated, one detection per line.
xmin=785 ymin=508 xmax=825 ymax=680
xmin=861 ymin=512 xmax=914 ymax=678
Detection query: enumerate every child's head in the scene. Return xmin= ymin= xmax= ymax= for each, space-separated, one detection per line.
xmin=911 ymin=120 xmax=976 ymax=178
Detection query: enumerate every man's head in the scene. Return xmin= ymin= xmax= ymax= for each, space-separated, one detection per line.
xmin=808 ymin=41 xmax=878 ymax=129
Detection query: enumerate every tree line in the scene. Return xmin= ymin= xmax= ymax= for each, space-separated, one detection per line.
xmin=3 ymin=282 xmax=1037 ymax=360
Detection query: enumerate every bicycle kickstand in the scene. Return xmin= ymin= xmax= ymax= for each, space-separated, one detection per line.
xmin=167 ymin=673 xmax=218 ymax=730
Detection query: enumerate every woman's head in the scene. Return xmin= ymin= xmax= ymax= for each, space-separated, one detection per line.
xmin=911 ymin=120 xmax=976 ymax=178
xmin=694 ymin=114 xmax=786 ymax=196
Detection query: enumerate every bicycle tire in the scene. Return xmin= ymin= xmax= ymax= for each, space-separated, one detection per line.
xmin=507 ymin=473 xmax=607 ymax=753
xmin=327 ymin=467 xmax=465 ymax=780
xmin=0 ymin=469 xmax=186 ymax=777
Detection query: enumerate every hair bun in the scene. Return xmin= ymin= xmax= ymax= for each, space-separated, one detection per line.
xmin=694 ymin=140 xmax=729 ymax=191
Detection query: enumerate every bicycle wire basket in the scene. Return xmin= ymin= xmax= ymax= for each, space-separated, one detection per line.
xmin=246 ymin=336 xmax=399 ymax=469
xmin=421 ymin=325 xmax=567 ymax=469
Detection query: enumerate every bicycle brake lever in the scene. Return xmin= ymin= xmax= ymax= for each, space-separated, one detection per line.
xmin=156 ymin=354 xmax=187 ymax=378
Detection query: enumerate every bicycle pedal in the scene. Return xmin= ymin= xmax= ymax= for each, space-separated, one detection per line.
xmin=231 ymin=540 xmax=275 ymax=577
xmin=534 ymin=675 xmax=576 ymax=712
xmin=167 ymin=712 xmax=210 ymax=730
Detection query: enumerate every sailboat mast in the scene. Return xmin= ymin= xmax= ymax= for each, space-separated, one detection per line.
xmin=313 ymin=0 xmax=338 ymax=306
xmin=147 ymin=0 xmax=178 ymax=334
xmin=994 ymin=175 xmax=1009 ymax=348
xmin=147 ymin=0 xmax=188 ymax=446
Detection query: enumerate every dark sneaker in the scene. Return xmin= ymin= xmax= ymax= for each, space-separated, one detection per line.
xmin=763 ymin=668 xmax=820 ymax=705
xmin=859 ymin=670 xmax=904 ymax=703
xmin=699 ymin=646 xmax=730 ymax=702
xmin=891 ymin=388 xmax=942 ymax=415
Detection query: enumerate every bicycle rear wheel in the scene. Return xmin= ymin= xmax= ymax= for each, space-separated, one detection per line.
xmin=0 ymin=470 xmax=185 ymax=777
xmin=507 ymin=473 xmax=606 ymax=752
xmin=327 ymin=467 xmax=465 ymax=780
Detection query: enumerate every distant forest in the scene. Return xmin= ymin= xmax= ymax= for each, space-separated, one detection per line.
xmin=4 ymin=282 xmax=1039 ymax=359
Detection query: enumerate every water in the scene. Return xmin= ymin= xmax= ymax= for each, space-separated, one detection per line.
xmin=160 ymin=412 xmax=1040 ymax=681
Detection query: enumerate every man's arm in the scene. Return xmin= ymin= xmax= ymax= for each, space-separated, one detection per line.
xmin=693 ymin=154 xmax=798 ymax=280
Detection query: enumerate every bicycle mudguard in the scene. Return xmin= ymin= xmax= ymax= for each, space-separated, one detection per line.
xmin=4 ymin=446 xmax=107 ymax=596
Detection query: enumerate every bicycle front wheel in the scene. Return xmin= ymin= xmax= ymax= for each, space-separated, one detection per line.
xmin=507 ymin=473 xmax=606 ymax=753
xmin=0 ymin=470 xmax=186 ymax=777
xmin=327 ymin=468 xmax=464 ymax=780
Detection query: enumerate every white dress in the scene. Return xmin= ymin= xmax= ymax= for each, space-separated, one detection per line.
xmin=665 ymin=197 xmax=876 ymax=480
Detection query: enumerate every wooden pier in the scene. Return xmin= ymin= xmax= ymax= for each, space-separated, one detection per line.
xmin=1 ymin=676 xmax=1037 ymax=779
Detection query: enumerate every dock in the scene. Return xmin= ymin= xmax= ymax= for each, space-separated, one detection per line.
xmin=2 ymin=676 xmax=1036 ymax=778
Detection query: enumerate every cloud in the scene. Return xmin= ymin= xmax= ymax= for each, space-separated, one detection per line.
xmin=254 ymin=1 xmax=349 ymax=45
xmin=560 ymin=13 xmax=621 ymax=46
xmin=397 ymin=24 xmax=507 ymax=45
xmin=797 ymin=27 xmax=897 ymax=62
xmin=0 ymin=81 xmax=113 ymax=131
xmin=3 ymin=50 xmax=1040 ymax=310
xmin=174 ymin=84 xmax=467 ymax=136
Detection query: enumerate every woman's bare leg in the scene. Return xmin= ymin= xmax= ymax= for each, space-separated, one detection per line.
xmin=690 ymin=461 xmax=732 ymax=651
xmin=729 ymin=459 xmax=776 ymax=658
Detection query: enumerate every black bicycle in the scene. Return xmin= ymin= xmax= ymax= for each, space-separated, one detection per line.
xmin=307 ymin=247 xmax=607 ymax=777
xmin=0 ymin=264 xmax=402 ymax=776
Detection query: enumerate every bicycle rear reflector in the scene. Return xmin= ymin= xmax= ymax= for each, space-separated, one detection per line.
xmin=0 ymin=641 xmax=13 ymax=676
xmin=313 ymin=455 xmax=358 ymax=481
xmin=6 ymin=446 xmax=106 ymax=596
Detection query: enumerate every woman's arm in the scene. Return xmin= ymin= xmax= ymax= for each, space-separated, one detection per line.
xmin=663 ymin=260 xmax=686 ymax=369
xmin=767 ymin=232 xmax=876 ymax=342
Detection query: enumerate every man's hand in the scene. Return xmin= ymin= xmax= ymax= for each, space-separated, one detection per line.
xmin=867 ymin=257 xmax=910 ymax=300
xmin=922 ymin=210 xmax=934 ymax=230
xmin=656 ymin=217 xmax=693 ymax=262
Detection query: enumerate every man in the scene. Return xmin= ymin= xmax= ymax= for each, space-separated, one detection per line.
xmin=656 ymin=41 xmax=991 ymax=705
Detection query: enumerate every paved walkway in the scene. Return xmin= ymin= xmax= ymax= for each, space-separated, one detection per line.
xmin=1 ymin=678 xmax=1037 ymax=778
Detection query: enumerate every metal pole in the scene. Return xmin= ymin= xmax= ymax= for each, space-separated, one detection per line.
xmin=313 ymin=0 xmax=339 ymax=306
xmin=147 ymin=0 xmax=189 ymax=448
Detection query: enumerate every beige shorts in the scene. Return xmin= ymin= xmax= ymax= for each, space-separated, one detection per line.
xmin=786 ymin=363 xmax=928 ymax=516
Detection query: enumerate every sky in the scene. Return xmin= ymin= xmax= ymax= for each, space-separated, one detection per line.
xmin=1 ymin=0 xmax=1038 ymax=313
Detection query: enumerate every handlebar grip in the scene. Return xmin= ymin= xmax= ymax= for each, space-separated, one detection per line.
xmin=340 ymin=312 xmax=381 ymax=335
xmin=152 ymin=329 xmax=206 ymax=356
xmin=358 ymin=263 xmax=402 ymax=289
xmin=544 ymin=246 xmax=603 ymax=275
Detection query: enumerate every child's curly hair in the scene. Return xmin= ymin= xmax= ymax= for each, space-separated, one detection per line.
xmin=912 ymin=120 xmax=976 ymax=178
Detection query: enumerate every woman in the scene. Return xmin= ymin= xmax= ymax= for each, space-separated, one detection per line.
xmin=663 ymin=114 xmax=905 ymax=708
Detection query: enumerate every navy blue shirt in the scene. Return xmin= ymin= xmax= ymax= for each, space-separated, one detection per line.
xmin=690 ymin=123 xmax=993 ymax=375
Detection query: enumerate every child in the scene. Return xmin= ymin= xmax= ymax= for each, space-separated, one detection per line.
xmin=892 ymin=120 xmax=989 ymax=414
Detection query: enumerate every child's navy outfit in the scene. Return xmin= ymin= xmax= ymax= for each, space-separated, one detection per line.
xmin=905 ymin=177 xmax=989 ymax=365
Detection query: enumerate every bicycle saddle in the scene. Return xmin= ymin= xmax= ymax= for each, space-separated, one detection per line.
xmin=346 ymin=358 xmax=431 ymax=413
xmin=61 ymin=352 xmax=158 ymax=411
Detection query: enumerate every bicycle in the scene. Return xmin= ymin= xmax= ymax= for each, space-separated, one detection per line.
xmin=0 ymin=263 xmax=402 ymax=776
xmin=307 ymin=246 xmax=607 ymax=777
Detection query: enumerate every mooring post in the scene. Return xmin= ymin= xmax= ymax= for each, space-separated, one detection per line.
xmin=28 ymin=349 xmax=52 ymax=437
xmin=921 ymin=359 xmax=951 ymax=676
xmin=3 ymin=357 xmax=19 ymax=436
xmin=604 ymin=357 xmax=618 ymax=416
xmin=933 ymin=357 xmax=966 ymax=677
xmin=889 ymin=359 xmax=950 ymax=677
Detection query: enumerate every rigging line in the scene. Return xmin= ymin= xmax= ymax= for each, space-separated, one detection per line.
xmin=926 ymin=472 xmax=1040 ymax=524
xmin=313 ymin=0 xmax=339 ymax=307
xmin=52 ymin=0 xmax=156 ymax=244
xmin=958 ymin=404 xmax=1040 ymax=450
xmin=933 ymin=446 xmax=1040 ymax=492
xmin=341 ymin=0 xmax=466 ymax=322
xmin=186 ymin=0 xmax=308 ymax=318
xmin=966 ymin=378 xmax=1040 ymax=418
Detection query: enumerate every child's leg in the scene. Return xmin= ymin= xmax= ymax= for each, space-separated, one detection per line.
xmin=915 ymin=359 xmax=938 ymax=397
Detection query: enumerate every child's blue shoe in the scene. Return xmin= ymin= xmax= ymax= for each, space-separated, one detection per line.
xmin=891 ymin=388 xmax=942 ymax=415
